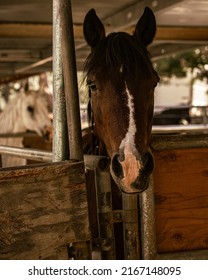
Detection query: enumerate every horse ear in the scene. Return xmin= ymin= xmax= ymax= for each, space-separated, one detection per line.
xmin=83 ymin=9 xmax=106 ymax=48
xmin=134 ymin=7 xmax=156 ymax=47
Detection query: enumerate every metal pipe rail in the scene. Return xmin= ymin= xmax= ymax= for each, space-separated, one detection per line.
xmin=0 ymin=145 xmax=110 ymax=172
xmin=0 ymin=132 xmax=37 ymax=138
xmin=152 ymin=124 xmax=208 ymax=134
xmin=0 ymin=145 xmax=52 ymax=163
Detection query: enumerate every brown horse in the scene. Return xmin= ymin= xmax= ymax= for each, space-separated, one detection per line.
xmin=83 ymin=7 xmax=159 ymax=194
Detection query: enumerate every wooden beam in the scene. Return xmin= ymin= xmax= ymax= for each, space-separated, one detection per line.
xmin=1 ymin=23 xmax=208 ymax=42
xmin=0 ymin=23 xmax=82 ymax=39
xmin=0 ymin=72 xmax=40 ymax=85
xmin=0 ymin=0 xmax=183 ymax=38
xmin=156 ymin=26 xmax=208 ymax=42
xmin=0 ymin=23 xmax=52 ymax=38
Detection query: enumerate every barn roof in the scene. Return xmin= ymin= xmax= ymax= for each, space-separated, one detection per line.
xmin=0 ymin=0 xmax=208 ymax=82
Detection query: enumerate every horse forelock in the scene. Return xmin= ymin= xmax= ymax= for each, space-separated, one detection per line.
xmin=84 ymin=31 xmax=153 ymax=83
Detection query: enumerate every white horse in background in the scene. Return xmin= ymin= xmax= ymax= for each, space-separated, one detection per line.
xmin=0 ymin=87 xmax=52 ymax=167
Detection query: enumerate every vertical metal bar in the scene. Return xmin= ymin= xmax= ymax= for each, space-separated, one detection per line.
xmin=52 ymin=0 xmax=89 ymax=260
xmin=139 ymin=176 xmax=157 ymax=259
xmin=95 ymin=167 xmax=116 ymax=259
xmin=52 ymin=0 xmax=69 ymax=162
xmin=59 ymin=0 xmax=83 ymax=161
xmin=122 ymin=193 xmax=140 ymax=259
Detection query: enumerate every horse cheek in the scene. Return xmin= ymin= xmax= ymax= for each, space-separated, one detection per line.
xmin=92 ymin=97 xmax=113 ymax=156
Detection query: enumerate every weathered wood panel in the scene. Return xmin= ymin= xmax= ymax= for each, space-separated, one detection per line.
xmin=153 ymin=148 xmax=208 ymax=254
xmin=0 ymin=161 xmax=90 ymax=259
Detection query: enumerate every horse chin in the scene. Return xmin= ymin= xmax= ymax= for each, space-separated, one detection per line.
xmin=40 ymin=126 xmax=52 ymax=142
xmin=42 ymin=132 xmax=52 ymax=142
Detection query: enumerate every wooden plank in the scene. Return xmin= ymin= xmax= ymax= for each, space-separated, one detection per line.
xmin=0 ymin=23 xmax=81 ymax=39
xmin=0 ymin=161 xmax=90 ymax=260
xmin=0 ymin=23 xmax=52 ymax=38
xmin=1 ymin=23 xmax=208 ymax=42
xmin=153 ymin=148 xmax=208 ymax=254
xmin=155 ymin=27 xmax=208 ymax=42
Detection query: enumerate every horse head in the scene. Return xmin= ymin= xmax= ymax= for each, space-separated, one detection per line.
xmin=83 ymin=7 xmax=159 ymax=193
xmin=22 ymin=89 xmax=52 ymax=142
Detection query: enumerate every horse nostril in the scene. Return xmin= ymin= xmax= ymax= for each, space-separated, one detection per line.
xmin=42 ymin=125 xmax=52 ymax=142
xmin=143 ymin=152 xmax=154 ymax=174
xmin=43 ymin=131 xmax=50 ymax=141
xmin=111 ymin=154 xmax=124 ymax=179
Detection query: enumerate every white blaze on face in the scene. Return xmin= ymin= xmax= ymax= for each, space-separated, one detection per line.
xmin=119 ymin=83 xmax=141 ymax=188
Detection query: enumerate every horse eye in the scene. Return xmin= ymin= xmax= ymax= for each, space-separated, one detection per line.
xmin=87 ymin=81 xmax=97 ymax=92
xmin=90 ymin=84 xmax=97 ymax=91
xmin=151 ymin=83 xmax=158 ymax=91
xmin=27 ymin=105 xmax=34 ymax=113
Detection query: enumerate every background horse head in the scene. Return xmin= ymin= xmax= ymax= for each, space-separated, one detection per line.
xmin=0 ymin=86 xmax=52 ymax=167
xmin=84 ymin=7 xmax=159 ymax=193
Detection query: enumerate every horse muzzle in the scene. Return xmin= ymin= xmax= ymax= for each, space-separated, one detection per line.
xmin=110 ymin=150 xmax=154 ymax=193
xmin=41 ymin=125 xmax=53 ymax=142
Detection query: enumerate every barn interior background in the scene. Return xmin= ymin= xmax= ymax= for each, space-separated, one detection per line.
xmin=0 ymin=0 xmax=208 ymax=129
xmin=0 ymin=0 xmax=208 ymax=260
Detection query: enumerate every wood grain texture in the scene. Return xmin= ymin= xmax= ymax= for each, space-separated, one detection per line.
xmin=153 ymin=148 xmax=208 ymax=254
xmin=0 ymin=161 xmax=90 ymax=259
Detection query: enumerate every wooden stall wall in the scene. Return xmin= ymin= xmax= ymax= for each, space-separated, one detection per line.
xmin=152 ymin=136 xmax=208 ymax=255
xmin=0 ymin=161 xmax=91 ymax=260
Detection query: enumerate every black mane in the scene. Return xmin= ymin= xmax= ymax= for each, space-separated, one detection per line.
xmin=84 ymin=32 xmax=153 ymax=81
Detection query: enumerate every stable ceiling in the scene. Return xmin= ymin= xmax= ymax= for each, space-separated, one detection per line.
xmin=0 ymin=0 xmax=208 ymax=83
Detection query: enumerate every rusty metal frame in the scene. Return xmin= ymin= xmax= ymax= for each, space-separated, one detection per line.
xmin=85 ymin=155 xmax=140 ymax=260
xmin=94 ymin=162 xmax=116 ymax=260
